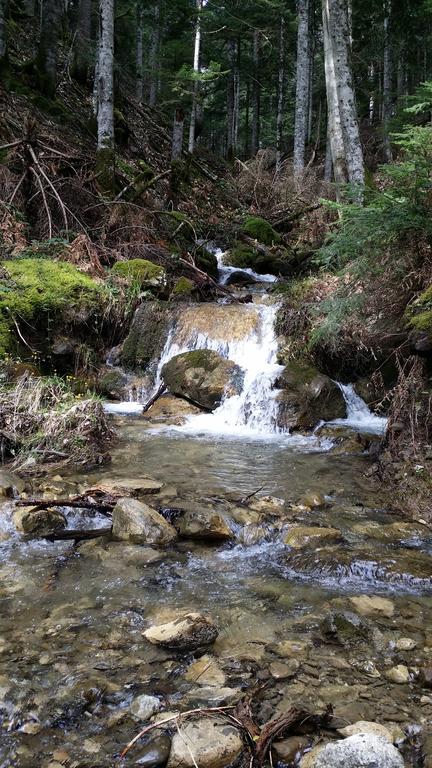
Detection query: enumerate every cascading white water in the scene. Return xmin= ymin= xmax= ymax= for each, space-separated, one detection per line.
xmin=153 ymin=303 xmax=285 ymax=437
xmin=214 ymin=248 xmax=278 ymax=286
xmin=330 ymin=383 xmax=388 ymax=435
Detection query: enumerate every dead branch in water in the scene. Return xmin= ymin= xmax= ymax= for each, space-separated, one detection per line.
xmin=16 ymin=498 xmax=114 ymax=515
xmin=142 ymin=383 xmax=167 ymax=413
xmin=236 ymin=486 xmax=264 ymax=505
xmin=42 ymin=526 xmax=112 ymax=542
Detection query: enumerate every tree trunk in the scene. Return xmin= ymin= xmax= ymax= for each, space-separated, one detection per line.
xmin=22 ymin=0 xmax=35 ymax=15
xmin=293 ymin=0 xmax=312 ymax=178
xmin=233 ymin=38 xmax=240 ymax=154
xmin=172 ymin=107 xmax=185 ymax=160
xmin=37 ymin=0 xmax=62 ymax=96
xmin=188 ymin=0 xmax=202 ymax=154
xmin=0 ymin=0 xmax=7 ymax=66
xmin=250 ymin=29 xmax=260 ymax=156
xmin=96 ymin=0 xmax=115 ymax=193
xmin=226 ymin=37 xmax=236 ymax=160
xmin=73 ymin=0 xmax=92 ymax=84
xmin=276 ymin=15 xmax=285 ymax=174
xmin=244 ymin=79 xmax=250 ymax=156
xmin=383 ymin=0 xmax=393 ymax=162
xmin=324 ymin=120 xmax=333 ymax=181
xmin=135 ymin=4 xmax=143 ymax=102
xmin=327 ymin=0 xmax=364 ymax=185
xmin=148 ymin=1 xmax=160 ymax=107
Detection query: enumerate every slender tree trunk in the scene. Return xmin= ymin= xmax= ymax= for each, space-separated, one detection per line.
xmin=329 ymin=0 xmax=364 ymax=185
xmin=233 ymin=38 xmax=240 ymax=154
xmin=172 ymin=107 xmax=185 ymax=160
xmin=148 ymin=1 xmax=160 ymax=107
xmin=188 ymin=0 xmax=202 ymax=154
xmin=23 ymin=0 xmax=35 ymax=15
xmin=324 ymin=120 xmax=333 ymax=181
xmin=0 ymin=0 xmax=7 ymax=67
xmin=383 ymin=0 xmax=393 ymax=162
xmin=293 ymin=0 xmax=312 ymax=178
xmin=37 ymin=0 xmax=62 ymax=96
xmin=96 ymin=0 xmax=115 ymax=192
xmin=73 ymin=0 xmax=92 ymax=84
xmin=244 ymin=79 xmax=250 ymax=156
xmin=250 ymin=29 xmax=260 ymax=156
xmin=226 ymin=37 xmax=236 ymax=160
xmin=135 ymin=4 xmax=143 ymax=102
xmin=322 ymin=0 xmax=347 ymax=185
xmin=276 ymin=15 xmax=285 ymax=174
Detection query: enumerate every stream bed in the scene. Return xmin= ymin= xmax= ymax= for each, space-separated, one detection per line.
xmin=1 ymin=422 xmax=432 ymax=767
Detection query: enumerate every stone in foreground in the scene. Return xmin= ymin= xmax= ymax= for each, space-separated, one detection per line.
xmin=112 ymin=497 xmax=177 ymax=545
xmin=300 ymin=733 xmax=404 ymax=768
xmin=130 ymin=694 xmax=161 ymax=720
xmin=177 ymin=508 xmax=233 ymax=541
xmin=143 ymin=612 xmax=218 ymax=651
xmin=167 ymin=717 xmax=243 ymax=768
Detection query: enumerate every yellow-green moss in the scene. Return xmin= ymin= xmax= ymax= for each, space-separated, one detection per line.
xmin=0 ymin=259 xmax=103 ymax=355
xmin=111 ymin=259 xmax=166 ymax=286
xmin=407 ymin=310 xmax=432 ymax=335
xmin=243 ymin=216 xmax=281 ymax=246
xmin=172 ymin=276 xmax=195 ymax=296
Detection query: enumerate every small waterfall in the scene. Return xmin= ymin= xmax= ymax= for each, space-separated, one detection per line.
xmin=153 ymin=303 xmax=284 ymax=437
xmin=331 ymin=383 xmax=388 ymax=435
xmin=214 ymin=248 xmax=278 ymax=286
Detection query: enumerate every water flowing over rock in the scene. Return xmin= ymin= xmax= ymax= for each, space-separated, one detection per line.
xmin=143 ymin=613 xmax=218 ymax=651
xmin=300 ymin=733 xmax=405 ymax=768
xmin=112 ymin=498 xmax=177 ymax=545
xmin=284 ymin=526 xmax=342 ymax=548
xmin=167 ymin=718 xmax=243 ymax=768
xmin=12 ymin=505 xmax=66 ymax=535
xmin=162 ymin=349 xmax=244 ymax=410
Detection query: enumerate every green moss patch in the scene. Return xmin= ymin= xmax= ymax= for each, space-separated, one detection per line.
xmin=172 ymin=276 xmax=195 ymax=296
xmin=0 ymin=259 xmax=103 ymax=355
xmin=111 ymin=259 xmax=166 ymax=287
xmin=243 ymin=216 xmax=281 ymax=246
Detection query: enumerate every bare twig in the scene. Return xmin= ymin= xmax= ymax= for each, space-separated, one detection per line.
xmin=30 ymin=167 xmax=52 ymax=238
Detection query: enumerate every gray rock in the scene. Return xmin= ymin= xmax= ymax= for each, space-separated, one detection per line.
xmin=320 ymin=611 xmax=373 ymax=647
xmin=276 ymin=360 xmax=346 ymax=431
xmin=133 ymin=734 xmax=172 ymax=767
xmin=143 ymin=613 xmax=218 ymax=652
xmin=162 ymin=350 xmax=244 ymax=411
xmin=177 ymin=507 xmax=233 ymax=541
xmin=167 ymin=717 xmax=243 ymax=768
xmin=12 ymin=506 xmax=66 ymax=535
xmin=0 ymin=470 xmax=24 ymax=498
xmin=112 ymin=498 xmax=177 ymax=545
xmin=300 ymin=733 xmax=404 ymax=768
xmin=130 ymin=694 xmax=161 ymax=720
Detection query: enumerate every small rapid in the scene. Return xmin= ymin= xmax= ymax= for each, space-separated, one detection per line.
xmin=331 ymin=383 xmax=388 ymax=435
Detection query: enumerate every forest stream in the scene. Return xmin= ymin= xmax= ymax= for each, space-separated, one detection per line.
xmin=1 ymin=254 xmax=431 ymax=767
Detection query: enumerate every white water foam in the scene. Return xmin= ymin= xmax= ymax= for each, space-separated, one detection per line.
xmin=329 ymin=383 xmax=388 ymax=435
xmin=215 ymin=248 xmax=278 ymax=285
xmin=103 ymin=402 xmax=143 ymax=415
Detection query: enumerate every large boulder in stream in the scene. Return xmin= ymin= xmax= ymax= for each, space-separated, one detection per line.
xmin=13 ymin=506 xmax=67 ymax=535
xmin=121 ymin=301 xmax=172 ymax=371
xmin=275 ymin=360 xmax=346 ymax=431
xmin=162 ymin=350 xmax=244 ymax=410
xmin=112 ymin=497 xmax=177 ymax=545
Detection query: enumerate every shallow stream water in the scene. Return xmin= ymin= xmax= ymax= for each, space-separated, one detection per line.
xmin=1 ymin=255 xmax=431 ymax=767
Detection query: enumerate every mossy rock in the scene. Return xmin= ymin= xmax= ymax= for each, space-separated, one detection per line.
xmin=162 ymin=349 xmax=244 ymax=410
xmin=243 ymin=216 xmax=281 ymax=246
xmin=172 ymin=277 xmax=195 ymax=297
xmin=111 ymin=259 xmax=166 ymax=289
xmin=194 ymin=246 xmax=218 ymax=279
xmin=229 ymin=242 xmax=293 ymax=277
xmin=121 ymin=302 xmax=171 ymax=371
xmin=98 ymin=367 xmax=129 ymax=400
xmin=275 ymin=359 xmax=346 ymax=431
xmin=0 ymin=259 xmax=103 ymax=356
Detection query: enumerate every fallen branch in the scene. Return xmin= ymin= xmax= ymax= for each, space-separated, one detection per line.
xmin=142 ymin=384 xmax=167 ymax=414
xmin=237 ymin=486 xmax=264 ymax=506
xmin=30 ymin=167 xmax=52 ymax=238
xmin=42 ymin=526 xmax=112 ymax=542
xmin=16 ymin=498 xmax=114 ymax=515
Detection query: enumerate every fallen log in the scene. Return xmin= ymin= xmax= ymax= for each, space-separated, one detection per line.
xmin=42 ymin=526 xmax=112 ymax=542
xmin=142 ymin=383 xmax=167 ymax=413
xmin=16 ymin=498 xmax=114 ymax=515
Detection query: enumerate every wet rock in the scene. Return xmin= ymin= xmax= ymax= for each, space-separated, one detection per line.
xmin=276 ymin=360 xmax=346 ymax=431
xmin=143 ymin=395 xmax=203 ymax=425
xmin=130 ymin=694 xmax=161 ymax=720
xmin=112 ymin=498 xmax=177 ymax=545
xmin=121 ymin=301 xmax=172 ymax=371
xmin=184 ymin=686 xmax=241 ymax=706
xmin=94 ymin=477 xmax=163 ymax=496
xmin=143 ymin=613 xmax=218 ymax=651
xmin=338 ymin=722 xmax=394 ymax=742
xmin=12 ymin=506 xmax=66 ymax=535
xmin=269 ymin=660 xmax=300 ymax=679
xmin=177 ymin=508 xmax=233 ymax=541
xmin=385 ymin=665 xmax=410 ymax=684
xmin=133 ymin=734 xmax=172 ymax=767
xmin=299 ymin=733 xmax=405 ymax=768
xmin=274 ymin=639 xmax=311 ymax=659
xmin=247 ymin=495 xmax=285 ymax=516
xmin=0 ymin=470 xmax=24 ymax=498
xmin=296 ymin=491 xmax=326 ymax=509
xmin=349 ymin=595 xmax=395 ymax=619
xmin=320 ymin=612 xmax=373 ymax=647
xmin=272 ymin=736 xmax=309 ymax=764
xmin=419 ymin=668 xmax=432 ymax=688
xmin=284 ymin=526 xmax=342 ymax=549
xmin=167 ymin=717 xmax=243 ymax=768
xmin=395 ymin=638 xmax=416 ymax=651
xmin=98 ymin=367 xmax=129 ymax=400
xmin=184 ymin=655 xmax=226 ymax=686
xmin=162 ymin=350 xmax=244 ymax=411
